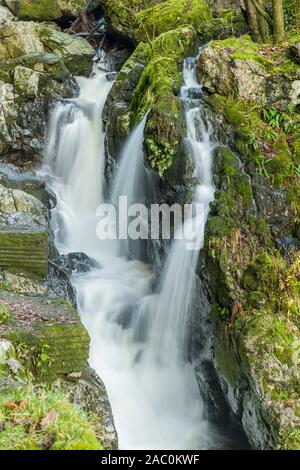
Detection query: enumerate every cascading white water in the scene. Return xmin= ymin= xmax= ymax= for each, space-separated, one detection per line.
xmin=41 ymin=72 xmax=113 ymax=256
xmin=41 ymin=54 xmax=232 ymax=450
xmin=149 ymin=57 xmax=215 ymax=359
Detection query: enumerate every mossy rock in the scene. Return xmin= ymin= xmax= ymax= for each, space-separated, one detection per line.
xmin=5 ymin=0 xmax=86 ymax=21
xmin=134 ymin=0 xmax=212 ymax=42
xmin=0 ymin=225 xmax=49 ymax=279
xmin=105 ymin=0 xmax=211 ymax=43
xmin=37 ymin=24 xmax=95 ymax=75
xmin=0 ymin=293 xmax=90 ymax=382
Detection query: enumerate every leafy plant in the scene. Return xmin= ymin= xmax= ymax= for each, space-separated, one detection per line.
xmin=147 ymin=138 xmax=178 ymax=176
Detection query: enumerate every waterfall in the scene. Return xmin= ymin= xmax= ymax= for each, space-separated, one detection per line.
xmin=40 ymin=71 xmax=113 ymax=256
xmin=111 ymin=112 xmax=154 ymax=260
xmin=41 ymin=53 xmax=234 ymax=450
xmin=149 ymin=57 xmax=215 ymax=360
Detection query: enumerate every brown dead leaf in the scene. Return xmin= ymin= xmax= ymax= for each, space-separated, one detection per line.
xmin=16 ymin=400 xmax=27 ymax=409
xmin=38 ymin=410 xmax=58 ymax=429
xmin=5 ymin=401 xmax=19 ymax=410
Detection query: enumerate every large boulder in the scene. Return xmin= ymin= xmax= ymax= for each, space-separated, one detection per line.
xmin=0 ymin=21 xmax=94 ymax=75
xmin=4 ymin=0 xmax=86 ymax=20
xmin=104 ymin=0 xmax=212 ymax=43
xmin=197 ymin=35 xmax=300 ymax=111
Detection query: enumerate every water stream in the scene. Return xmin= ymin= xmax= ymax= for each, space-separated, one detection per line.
xmin=40 ymin=54 xmax=241 ymax=449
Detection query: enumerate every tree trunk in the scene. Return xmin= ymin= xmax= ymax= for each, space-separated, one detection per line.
xmin=245 ymin=0 xmax=261 ymax=42
xmin=272 ymin=0 xmax=285 ymax=43
xmin=256 ymin=0 xmax=271 ymax=42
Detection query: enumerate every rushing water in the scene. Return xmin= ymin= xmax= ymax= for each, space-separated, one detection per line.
xmin=40 ymin=55 xmax=240 ymax=449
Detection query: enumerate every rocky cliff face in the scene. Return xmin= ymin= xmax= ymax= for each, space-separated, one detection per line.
xmin=0 ymin=9 xmax=94 ymax=165
xmin=194 ymin=36 xmax=300 ymax=450
xmin=0 ymin=1 xmax=117 ymax=450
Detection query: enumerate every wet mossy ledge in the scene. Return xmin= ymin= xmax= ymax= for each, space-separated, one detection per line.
xmin=195 ymin=34 xmax=300 ymax=449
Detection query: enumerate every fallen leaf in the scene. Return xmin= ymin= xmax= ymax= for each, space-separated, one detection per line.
xmin=5 ymin=401 xmax=19 ymax=410
xmin=38 ymin=410 xmax=58 ymax=429
xmin=16 ymin=400 xmax=27 ymax=409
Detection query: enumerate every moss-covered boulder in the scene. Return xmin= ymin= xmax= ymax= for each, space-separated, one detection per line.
xmin=133 ymin=0 xmax=212 ymax=42
xmin=105 ymin=0 xmax=211 ymax=42
xmin=197 ymin=35 xmax=300 ymax=110
xmin=0 ymin=292 xmax=90 ymax=382
xmin=0 ymin=21 xmax=94 ymax=75
xmin=0 ymin=184 xmax=49 ymax=279
xmin=4 ymin=0 xmax=86 ymax=21
xmin=105 ymin=25 xmax=197 ymax=189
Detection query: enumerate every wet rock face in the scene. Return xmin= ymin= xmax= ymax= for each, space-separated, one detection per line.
xmin=0 ymin=18 xmax=94 ymax=165
xmin=194 ymin=35 xmax=300 ymax=449
xmin=0 ymin=163 xmax=56 ymax=207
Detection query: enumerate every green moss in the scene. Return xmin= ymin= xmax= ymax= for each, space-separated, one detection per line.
xmin=0 ymin=303 xmax=12 ymax=326
xmin=0 ymin=385 xmax=102 ymax=450
xmin=126 ymin=25 xmax=196 ymax=176
xmin=17 ymin=0 xmax=62 ymax=20
xmin=14 ymin=0 xmax=86 ymax=21
xmin=211 ymin=34 xmax=298 ymax=74
xmin=134 ymin=0 xmax=212 ymax=42
xmin=243 ymin=253 xmax=281 ymax=292
xmin=198 ymin=8 xmax=245 ymax=42
xmin=215 ymin=147 xmax=253 ymax=210
xmin=0 ymin=296 xmax=89 ymax=382
xmin=282 ymin=429 xmax=300 ymax=450
xmin=212 ymin=305 xmax=240 ymax=387
xmin=0 ymin=227 xmax=48 ymax=280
